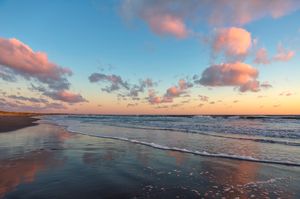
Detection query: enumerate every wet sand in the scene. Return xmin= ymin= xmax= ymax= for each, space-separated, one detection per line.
xmin=0 ymin=116 xmax=39 ymax=133
xmin=0 ymin=123 xmax=299 ymax=198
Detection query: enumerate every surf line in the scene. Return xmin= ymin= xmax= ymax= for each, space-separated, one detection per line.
xmin=99 ymin=123 xmax=300 ymax=147
xmin=64 ymin=128 xmax=300 ymax=167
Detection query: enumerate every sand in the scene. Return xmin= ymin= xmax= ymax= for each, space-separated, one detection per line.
xmin=0 ymin=121 xmax=299 ymax=198
xmin=0 ymin=116 xmax=39 ymax=133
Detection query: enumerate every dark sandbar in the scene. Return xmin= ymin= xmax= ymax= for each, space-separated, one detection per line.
xmin=0 ymin=116 xmax=39 ymax=133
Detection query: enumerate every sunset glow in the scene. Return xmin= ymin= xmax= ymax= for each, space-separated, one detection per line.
xmin=0 ymin=0 xmax=300 ymax=114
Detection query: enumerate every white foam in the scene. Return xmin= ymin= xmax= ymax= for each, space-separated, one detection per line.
xmin=244 ymin=178 xmax=284 ymax=187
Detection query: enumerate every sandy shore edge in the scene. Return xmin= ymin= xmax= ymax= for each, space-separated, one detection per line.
xmin=0 ymin=115 xmax=40 ymax=133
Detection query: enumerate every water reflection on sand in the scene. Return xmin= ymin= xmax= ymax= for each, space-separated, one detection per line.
xmin=0 ymin=150 xmax=54 ymax=197
xmin=0 ymin=124 xmax=70 ymax=198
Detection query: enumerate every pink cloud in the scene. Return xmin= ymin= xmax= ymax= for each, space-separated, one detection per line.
xmin=254 ymin=44 xmax=295 ymax=64
xmin=199 ymin=62 xmax=260 ymax=92
xmin=260 ymin=82 xmax=272 ymax=89
xmin=165 ymin=79 xmax=192 ymax=98
xmin=239 ymin=80 xmax=260 ymax=92
xmin=207 ymin=0 xmax=300 ymax=25
xmin=121 ymin=0 xmax=300 ymax=36
xmin=273 ymin=44 xmax=295 ymax=62
xmin=146 ymin=14 xmax=188 ymax=38
xmin=0 ymin=95 xmax=67 ymax=112
xmin=148 ymin=89 xmax=172 ymax=104
xmin=254 ymin=48 xmax=271 ymax=64
xmin=46 ymin=90 xmax=87 ymax=103
xmin=148 ymin=79 xmax=193 ymax=104
xmin=166 ymin=86 xmax=182 ymax=97
xmin=31 ymin=85 xmax=86 ymax=104
xmin=0 ymin=37 xmax=86 ymax=103
xmin=178 ymin=79 xmax=192 ymax=90
xmin=213 ymin=27 xmax=252 ymax=59
xmin=0 ymin=38 xmax=71 ymax=89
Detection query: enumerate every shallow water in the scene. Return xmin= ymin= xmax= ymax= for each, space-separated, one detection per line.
xmin=43 ymin=115 xmax=300 ymax=166
xmin=0 ymin=123 xmax=299 ymax=198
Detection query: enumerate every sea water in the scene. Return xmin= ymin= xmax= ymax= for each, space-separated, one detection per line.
xmin=41 ymin=115 xmax=300 ymax=166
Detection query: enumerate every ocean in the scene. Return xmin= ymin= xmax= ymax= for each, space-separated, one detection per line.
xmin=42 ymin=115 xmax=300 ymax=166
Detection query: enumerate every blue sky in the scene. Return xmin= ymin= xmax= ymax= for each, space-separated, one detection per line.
xmin=0 ymin=0 xmax=299 ymax=114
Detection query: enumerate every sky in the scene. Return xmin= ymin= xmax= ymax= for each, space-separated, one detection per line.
xmin=0 ymin=0 xmax=300 ymax=115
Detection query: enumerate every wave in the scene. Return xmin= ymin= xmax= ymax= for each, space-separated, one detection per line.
xmin=64 ymin=128 xmax=300 ymax=167
xmin=223 ymin=115 xmax=300 ymax=120
xmin=40 ymin=115 xmax=300 ymax=147
xmin=40 ymin=119 xmax=300 ymax=167
xmin=39 ymin=117 xmax=300 ymax=167
xmin=91 ymin=122 xmax=300 ymax=147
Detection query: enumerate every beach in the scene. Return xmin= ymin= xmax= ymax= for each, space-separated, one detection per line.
xmin=0 ymin=115 xmax=299 ymax=198
xmin=1 ymin=1 xmax=300 ymax=198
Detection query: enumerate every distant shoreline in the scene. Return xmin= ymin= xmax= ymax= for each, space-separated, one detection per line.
xmin=1 ymin=110 xmax=300 ymax=117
